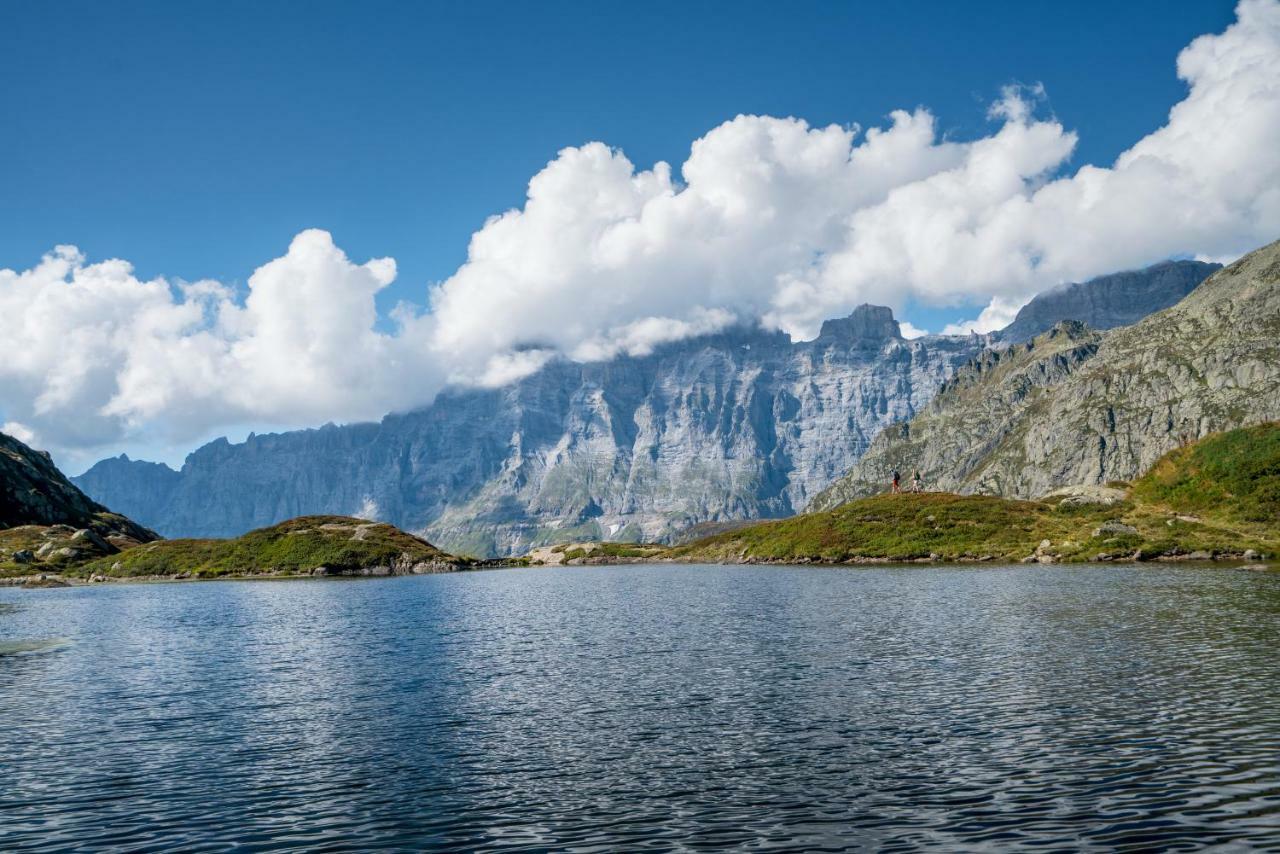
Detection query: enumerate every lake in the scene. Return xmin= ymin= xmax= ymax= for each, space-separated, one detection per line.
xmin=2 ymin=564 xmax=1279 ymax=851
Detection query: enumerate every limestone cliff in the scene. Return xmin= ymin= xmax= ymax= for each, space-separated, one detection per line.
xmin=76 ymin=307 xmax=984 ymax=556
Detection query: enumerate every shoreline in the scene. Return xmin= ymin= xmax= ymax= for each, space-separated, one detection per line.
xmin=3 ymin=555 xmax=1274 ymax=589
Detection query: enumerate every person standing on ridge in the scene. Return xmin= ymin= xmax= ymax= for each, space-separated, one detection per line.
xmin=911 ymin=470 xmax=922 ymax=493
xmin=891 ymin=469 xmax=901 ymax=493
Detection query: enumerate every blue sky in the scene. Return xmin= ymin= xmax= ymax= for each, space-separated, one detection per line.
xmin=7 ymin=0 xmax=1278 ymax=470
xmin=1 ymin=0 xmax=1236 ymax=325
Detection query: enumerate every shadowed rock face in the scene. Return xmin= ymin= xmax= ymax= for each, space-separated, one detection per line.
xmin=1 ymin=430 xmax=155 ymax=551
xmin=812 ymin=239 xmax=1280 ymax=509
xmin=75 ymin=306 xmax=985 ymax=557
xmin=997 ymin=260 xmax=1220 ymax=344
xmin=2 ymin=432 xmax=117 ymax=529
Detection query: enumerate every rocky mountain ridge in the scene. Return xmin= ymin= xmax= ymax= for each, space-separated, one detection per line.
xmin=74 ymin=254 xmax=1226 ymax=558
xmin=812 ymin=239 xmax=1280 ymax=508
xmin=996 ymin=259 xmax=1219 ymax=343
xmin=77 ymin=306 xmax=985 ymax=556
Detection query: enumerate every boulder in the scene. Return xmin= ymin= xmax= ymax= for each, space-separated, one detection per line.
xmin=1093 ymin=521 xmax=1139 ymax=539
xmin=11 ymin=550 xmax=34 ymax=564
xmin=71 ymin=528 xmax=110 ymax=552
xmin=1043 ymin=485 xmax=1127 ymax=507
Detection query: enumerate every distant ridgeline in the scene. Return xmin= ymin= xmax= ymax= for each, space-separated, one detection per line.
xmin=76 ymin=257 xmax=1222 ymax=558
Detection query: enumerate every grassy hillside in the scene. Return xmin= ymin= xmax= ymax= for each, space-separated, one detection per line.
xmin=1130 ymin=423 xmax=1280 ymax=524
xmin=674 ymin=426 xmax=1279 ymax=564
xmin=71 ymin=516 xmax=465 ymax=579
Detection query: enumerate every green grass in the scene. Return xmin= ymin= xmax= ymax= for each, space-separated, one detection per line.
xmin=1130 ymin=423 xmax=1280 ymax=524
xmin=74 ymin=515 xmax=462 ymax=579
xmin=670 ymin=490 xmax=1272 ymax=564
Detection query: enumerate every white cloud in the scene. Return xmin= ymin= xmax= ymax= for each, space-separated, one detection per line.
xmin=3 ymin=0 xmax=1279 ymax=463
xmin=0 ymin=230 xmax=441 ymax=462
xmin=898 ymin=322 xmax=930 ymax=340
xmin=940 ymin=297 xmax=1028 ymax=336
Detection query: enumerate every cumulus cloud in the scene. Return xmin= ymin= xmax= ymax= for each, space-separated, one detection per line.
xmin=897 ymin=322 xmax=930 ymax=340
xmin=3 ymin=0 xmax=1279 ymax=463
xmin=0 ymin=231 xmax=441 ymax=461
xmin=428 ymin=0 xmax=1280 ymax=360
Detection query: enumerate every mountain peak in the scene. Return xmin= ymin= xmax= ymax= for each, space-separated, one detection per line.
xmin=816 ymin=304 xmax=902 ymax=344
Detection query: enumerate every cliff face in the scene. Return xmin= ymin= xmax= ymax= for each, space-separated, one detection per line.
xmin=76 ymin=306 xmax=985 ymax=556
xmin=996 ymin=260 xmax=1220 ymax=343
xmin=812 ymin=240 xmax=1280 ymax=508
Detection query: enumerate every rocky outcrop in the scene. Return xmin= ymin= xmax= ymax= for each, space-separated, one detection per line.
xmin=996 ymin=259 xmax=1220 ymax=343
xmin=76 ymin=305 xmax=986 ymax=556
xmin=1 ymin=431 xmax=158 ymax=573
xmin=1 ymin=431 xmax=153 ymax=543
xmin=812 ymin=239 xmax=1280 ymax=507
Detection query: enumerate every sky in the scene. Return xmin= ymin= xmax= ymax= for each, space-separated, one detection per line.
xmin=2 ymin=0 xmax=1276 ymax=471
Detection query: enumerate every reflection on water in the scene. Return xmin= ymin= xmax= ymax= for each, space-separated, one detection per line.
xmin=0 ymin=638 xmax=70 ymax=656
xmin=1 ymin=565 xmax=1278 ymax=850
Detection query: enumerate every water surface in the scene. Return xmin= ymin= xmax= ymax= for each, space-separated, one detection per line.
xmin=2 ymin=564 xmax=1279 ymax=850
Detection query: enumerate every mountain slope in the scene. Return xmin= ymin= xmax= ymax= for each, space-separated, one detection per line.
xmin=76 ymin=306 xmax=984 ymax=556
xmin=812 ymin=238 xmax=1280 ymax=508
xmin=1 ymin=430 xmax=157 ymax=575
xmin=675 ymin=424 xmax=1279 ymax=564
xmin=996 ymin=260 xmax=1220 ymax=343
xmin=2 ymin=431 xmax=153 ymax=541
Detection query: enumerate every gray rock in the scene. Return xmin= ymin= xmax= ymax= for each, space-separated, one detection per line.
xmin=997 ymin=260 xmax=1219 ymax=343
xmin=1093 ymin=521 xmax=1140 ymax=539
xmin=1243 ymin=549 xmax=1260 ymax=560
xmin=73 ymin=305 xmax=986 ymax=557
xmin=11 ymin=550 xmax=34 ymax=564
xmin=71 ymin=528 xmax=109 ymax=552
xmin=813 ymin=239 xmax=1280 ymax=509
xmin=0 ymin=431 xmax=154 ymax=546
xmin=1043 ymin=485 xmax=1127 ymax=507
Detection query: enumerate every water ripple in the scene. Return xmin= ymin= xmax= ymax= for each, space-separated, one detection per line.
xmin=1 ymin=565 xmax=1278 ymax=850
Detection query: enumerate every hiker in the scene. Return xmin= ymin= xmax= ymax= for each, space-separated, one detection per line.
xmin=891 ymin=469 xmax=901 ymax=493
xmin=911 ymin=470 xmax=922 ymax=493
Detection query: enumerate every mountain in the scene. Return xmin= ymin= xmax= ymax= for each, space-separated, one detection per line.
xmin=2 ymin=431 xmax=152 ymax=539
xmin=995 ymin=259 xmax=1220 ymax=343
xmin=1 ymin=430 xmax=156 ymax=575
xmin=811 ymin=239 xmax=1280 ymax=509
xmin=673 ymin=424 xmax=1278 ymax=565
xmin=75 ymin=306 xmax=985 ymax=556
